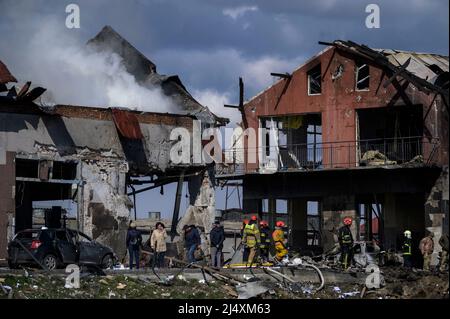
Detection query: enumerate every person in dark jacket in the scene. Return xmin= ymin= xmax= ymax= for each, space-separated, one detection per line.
xmin=338 ymin=217 xmax=354 ymax=270
xmin=126 ymin=222 xmax=142 ymax=269
xmin=210 ymin=221 xmax=225 ymax=268
xmin=184 ymin=225 xmax=201 ymax=263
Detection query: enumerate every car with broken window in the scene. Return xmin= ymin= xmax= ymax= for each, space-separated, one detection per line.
xmin=7 ymin=228 xmax=117 ymax=270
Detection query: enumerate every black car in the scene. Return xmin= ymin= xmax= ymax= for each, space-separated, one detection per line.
xmin=7 ymin=228 xmax=117 ymax=270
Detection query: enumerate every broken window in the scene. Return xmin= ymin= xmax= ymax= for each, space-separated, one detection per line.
xmin=357 ymin=202 xmax=381 ymax=242
xmin=307 ymin=201 xmax=321 ymax=246
xmin=307 ymin=122 xmax=322 ymax=168
xmin=260 ymin=114 xmax=322 ymax=170
xmin=357 ymin=106 xmax=423 ymax=164
xmin=276 ymin=199 xmax=287 ymax=214
xmin=308 ymin=64 xmax=322 ymax=95
xmin=355 ymin=61 xmax=370 ymax=90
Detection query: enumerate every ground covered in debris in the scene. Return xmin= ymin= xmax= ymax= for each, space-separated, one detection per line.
xmin=0 ymin=268 xmax=448 ymax=299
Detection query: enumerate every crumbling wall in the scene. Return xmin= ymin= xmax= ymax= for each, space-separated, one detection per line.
xmin=80 ymin=160 xmax=132 ymax=259
xmin=425 ymin=166 xmax=449 ymax=265
xmin=321 ymin=195 xmax=357 ymax=252
xmin=176 ymin=169 xmax=216 ymax=258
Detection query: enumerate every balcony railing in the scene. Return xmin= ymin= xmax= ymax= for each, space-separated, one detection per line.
xmin=216 ymin=136 xmax=439 ymax=176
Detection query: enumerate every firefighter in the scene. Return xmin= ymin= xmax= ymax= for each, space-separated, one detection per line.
xmin=259 ymin=220 xmax=271 ymax=262
xmin=241 ymin=219 xmax=249 ymax=263
xmin=338 ymin=217 xmax=354 ymax=270
xmin=272 ymin=221 xmax=288 ymax=262
xmin=402 ymin=230 xmax=413 ymax=268
xmin=242 ymin=215 xmax=261 ymax=265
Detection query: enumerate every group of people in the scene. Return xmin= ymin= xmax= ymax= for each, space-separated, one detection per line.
xmin=336 ymin=217 xmax=449 ymax=272
xmin=125 ymin=221 xmax=168 ymax=269
xmin=402 ymin=230 xmax=448 ymax=272
xmin=125 ymin=216 xmax=449 ymax=273
xmin=240 ymin=215 xmax=288 ymax=265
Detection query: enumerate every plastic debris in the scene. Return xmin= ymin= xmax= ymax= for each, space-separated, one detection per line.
xmin=116 ymin=283 xmax=127 ymax=289
xmin=236 ymin=281 xmax=270 ymax=299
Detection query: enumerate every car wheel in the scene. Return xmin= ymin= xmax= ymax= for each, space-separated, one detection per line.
xmin=42 ymin=254 xmax=58 ymax=270
xmin=101 ymin=254 xmax=114 ymax=269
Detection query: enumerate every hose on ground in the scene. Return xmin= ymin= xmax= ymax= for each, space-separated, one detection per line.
xmin=303 ymin=262 xmax=325 ymax=292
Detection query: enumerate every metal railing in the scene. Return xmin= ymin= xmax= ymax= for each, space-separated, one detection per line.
xmin=216 ymin=136 xmax=439 ymax=176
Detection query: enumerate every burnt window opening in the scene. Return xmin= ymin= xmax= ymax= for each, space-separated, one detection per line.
xmin=357 ymin=202 xmax=381 ymax=243
xmin=260 ymin=114 xmax=322 ymax=170
xmin=52 ymin=161 xmax=77 ymax=180
xmin=308 ymin=64 xmax=322 ymax=95
xmin=356 ymin=61 xmax=370 ymax=90
xmin=357 ymin=106 xmax=423 ymax=164
xmin=307 ymin=201 xmax=321 ymax=247
xmin=16 ymin=158 xmax=39 ymax=178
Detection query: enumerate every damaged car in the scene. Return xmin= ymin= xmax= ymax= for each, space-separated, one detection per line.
xmin=7 ymin=228 xmax=117 ymax=270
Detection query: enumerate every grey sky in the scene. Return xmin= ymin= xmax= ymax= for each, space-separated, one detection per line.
xmin=1 ymin=0 xmax=448 ymax=218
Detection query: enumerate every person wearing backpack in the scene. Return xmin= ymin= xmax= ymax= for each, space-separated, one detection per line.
xmin=126 ymin=222 xmax=142 ymax=269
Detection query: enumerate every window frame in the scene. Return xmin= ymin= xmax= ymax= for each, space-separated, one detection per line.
xmin=307 ymin=64 xmax=322 ymax=96
xmin=355 ymin=61 xmax=370 ymax=91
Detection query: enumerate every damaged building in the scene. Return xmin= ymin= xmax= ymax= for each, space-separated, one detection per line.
xmin=222 ymin=40 xmax=448 ymax=266
xmin=0 ymin=26 xmax=228 ymax=261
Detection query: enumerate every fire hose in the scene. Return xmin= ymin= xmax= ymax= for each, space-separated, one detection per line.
xmin=264 ymin=261 xmax=325 ymax=292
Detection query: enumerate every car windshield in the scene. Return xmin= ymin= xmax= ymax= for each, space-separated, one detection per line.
xmin=15 ymin=231 xmax=40 ymax=240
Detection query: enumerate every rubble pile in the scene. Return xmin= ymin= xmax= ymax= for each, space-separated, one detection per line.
xmin=0 ymin=267 xmax=447 ymax=299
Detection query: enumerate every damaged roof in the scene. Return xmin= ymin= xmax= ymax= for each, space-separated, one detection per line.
xmin=0 ymin=60 xmax=17 ymax=85
xmin=325 ymin=40 xmax=449 ymax=97
xmin=375 ymin=49 xmax=449 ymax=87
xmin=87 ymin=26 xmax=229 ymax=126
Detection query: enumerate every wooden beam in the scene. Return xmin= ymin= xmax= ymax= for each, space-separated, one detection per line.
xmin=270 ymin=72 xmax=291 ymax=79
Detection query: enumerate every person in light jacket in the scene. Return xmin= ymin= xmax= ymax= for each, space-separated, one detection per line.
xmin=419 ymin=232 xmax=435 ymax=271
xmin=151 ymin=222 xmax=168 ymax=268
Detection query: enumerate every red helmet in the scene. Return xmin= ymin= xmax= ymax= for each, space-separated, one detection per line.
xmin=276 ymin=221 xmax=285 ymax=227
xmin=251 ymin=215 xmax=257 ymax=221
xmin=243 ymin=219 xmax=249 ymax=224
xmin=260 ymin=220 xmax=268 ymax=227
xmin=343 ymin=217 xmax=353 ymax=226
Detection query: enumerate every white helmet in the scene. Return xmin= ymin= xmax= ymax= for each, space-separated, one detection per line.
xmin=404 ymin=230 xmax=412 ymax=238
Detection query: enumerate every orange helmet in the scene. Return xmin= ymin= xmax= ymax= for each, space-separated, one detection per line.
xmin=243 ymin=219 xmax=249 ymax=224
xmin=251 ymin=215 xmax=257 ymax=221
xmin=260 ymin=220 xmax=268 ymax=227
xmin=343 ymin=217 xmax=353 ymax=226
xmin=276 ymin=221 xmax=285 ymax=227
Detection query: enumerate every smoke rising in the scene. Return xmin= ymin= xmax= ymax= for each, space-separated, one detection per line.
xmin=0 ymin=5 xmax=175 ymax=113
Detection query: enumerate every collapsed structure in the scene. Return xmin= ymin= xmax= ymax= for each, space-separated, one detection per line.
xmin=220 ymin=40 xmax=448 ymax=266
xmin=0 ymin=26 xmax=228 ymax=260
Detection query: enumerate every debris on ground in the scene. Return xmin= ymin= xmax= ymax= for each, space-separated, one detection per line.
xmin=361 ymin=150 xmax=397 ymax=165
xmin=0 ymin=266 xmax=447 ymax=299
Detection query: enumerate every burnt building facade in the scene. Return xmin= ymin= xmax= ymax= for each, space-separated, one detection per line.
xmin=0 ymin=26 xmax=228 ymax=261
xmin=237 ymin=41 xmax=448 ymax=265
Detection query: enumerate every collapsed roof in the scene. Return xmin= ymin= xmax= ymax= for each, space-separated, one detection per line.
xmin=320 ymin=40 xmax=449 ymax=103
xmin=87 ymin=26 xmax=229 ymax=126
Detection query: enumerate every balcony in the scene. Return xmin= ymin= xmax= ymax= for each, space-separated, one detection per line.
xmin=216 ymin=136 xmax=440 ymax=177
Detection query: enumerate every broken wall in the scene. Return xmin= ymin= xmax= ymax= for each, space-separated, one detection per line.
xmin=321 ymin=195 xmax=357 ymax=252
xmin=81 ymin=160 xmax=132 ymax=259
xmin=0 ymin=105 xmax=198 ymax=259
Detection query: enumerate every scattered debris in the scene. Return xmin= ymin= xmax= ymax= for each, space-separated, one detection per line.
xmin=361 ymin=150 xmax=397 ymax=165
xmin=236 ymin=281 xmax=271 ymax=299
